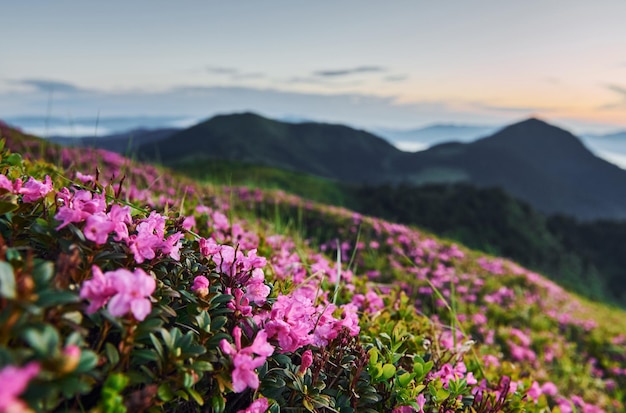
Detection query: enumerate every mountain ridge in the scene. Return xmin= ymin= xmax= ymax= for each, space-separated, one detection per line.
xmin=22 ymin=112 xmax=626 ymax=220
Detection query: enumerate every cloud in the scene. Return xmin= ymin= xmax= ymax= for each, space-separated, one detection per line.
xmin=597 ymin=84 xmax=626 ymax=110
xmin=384 ymin=74 xmax=409 ymax=83
xmin=472 ymin=102 xmax=556 ymax=113
xmin=17 ymin=79 xmax=84 ymax=93
xmin=0 ymin=82 xmax=532 ymax=130
xmin=607 ymin=84 xmax=626 ymax=97
xmin=313 ymin=66 xmax=385 ymax=77
xmin=231 ymin=72 xmax=265 ymax=80
xmin=206 ymin=66 xmax=239 ymax=75
xmin=206 ymin=66 xmax=266 ymax=81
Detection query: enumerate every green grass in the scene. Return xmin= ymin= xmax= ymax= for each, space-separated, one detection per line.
xmin=172 ymin=158 xmax=355 ymax=207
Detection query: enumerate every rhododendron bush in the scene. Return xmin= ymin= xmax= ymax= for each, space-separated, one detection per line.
xmin=0 ymin=131 xmax=624 ymax=412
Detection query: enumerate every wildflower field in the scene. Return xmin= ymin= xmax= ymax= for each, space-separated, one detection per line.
xmin=0 ymin=126 xmax=625 ymax=412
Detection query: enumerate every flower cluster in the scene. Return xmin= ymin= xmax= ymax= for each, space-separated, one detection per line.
xmin=0 ymin=173 xmax=53 ymax=202
xmin=80 ymin=266 xmax=156 ymax=321
xmin=220 ymin=326 xmax=274 ymax=393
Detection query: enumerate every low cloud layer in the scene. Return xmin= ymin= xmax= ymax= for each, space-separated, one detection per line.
xmin=313 ymin=66 xmax=385 ymax=77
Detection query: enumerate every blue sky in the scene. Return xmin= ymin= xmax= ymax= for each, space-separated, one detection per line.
xmin=3 ymin=1 xmax=626 ymax=133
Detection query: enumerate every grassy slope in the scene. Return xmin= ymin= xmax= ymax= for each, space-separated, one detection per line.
xmin=2 ymin=126 xmax=626 ymax=411
xmin=173 ymin=157 xmax=625 ymax=306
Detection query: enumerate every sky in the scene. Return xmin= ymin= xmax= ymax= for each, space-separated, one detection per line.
xmin=2 ymin=1 xmax=626 ymax=134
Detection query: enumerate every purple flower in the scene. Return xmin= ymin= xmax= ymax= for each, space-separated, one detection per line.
xmin=107 ymin=268 xmax=156 ymax=321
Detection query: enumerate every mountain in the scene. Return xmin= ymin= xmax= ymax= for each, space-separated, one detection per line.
xmin=398 ymin=118 xmax=626 ymax=219
xmin=137 ymin=113 xmax=626 ymax=220
xmin=376 ymin=123 xmax=498 ymax=151
xmin=138 ymin=112 xmax=404 ymax=184
xmin=48 ymin=128 xmax=179 ymax=153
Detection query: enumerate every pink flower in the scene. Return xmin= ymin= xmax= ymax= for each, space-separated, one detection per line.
xmin=0 ymin=362 xmax=40 ymax=412
xmin=541 ymin=381 xmax=558 ymax=396
xmin=80 ymin=265 xmax=117 ymax=313
xmin=231 ymin=354 xmax=266 ymax=392
xmin=245 ymin=269 xmax=270 ymax=305
xmin=20 ymin=175 xmax=53 ymax=202
xmin=108 ymin=204 xmax=131 ymax=242
xmin=0 ymin=174 xmax=15 ymax=193
xmin=161 ymin=232 xmax=184 ymax=260
xmin=416 ymin=393 xmax=426 ymax=413
xmin=337 ymin=303 xmax=360 ymax=336
xmin=182 ymin=216 xmax=195 ymax=231
xmin=220 ymin=327 xmax=274 ymax=393
xmin=392 ymin=407 xmax=415 ymax=413
xmin=84 ymin=212 xmax=116 ymax=244
xmin=527 ymin=381 xmax=542 ymax=402
xmin=107 ymin=268 xmax=156 ymax=321
xmin=199 ymin=237 xmax=221 ymax=256
xmin=192 ymin=275 xmax=209 ymax=297
xmin=299 ymin=349 xmax=313 ymax=374
xmin=55 ymin=189 xmax=107 ymax=229
xmin=75 ymin=171 xmax=95 ymax=183
xmin=237 ymin=398 xmax=269 ymax=413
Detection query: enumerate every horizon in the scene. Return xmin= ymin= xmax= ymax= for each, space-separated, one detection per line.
xmin=3 ymin=1 xmax=626 ymax=135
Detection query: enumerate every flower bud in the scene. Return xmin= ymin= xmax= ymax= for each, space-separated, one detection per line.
xmin=298 ymin=349 xmax=313 ymax=374
xmin=58 ymin=345 xmax=81 ymax=374
xmin=192 ymin=276 xmax=210 ymax=298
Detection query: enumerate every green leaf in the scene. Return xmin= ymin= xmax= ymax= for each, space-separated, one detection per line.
xmin=0 ymin=201 xmax=18 ymax=215
xmin=5 ymin=153 xmax=22 ymax=166
xmin=132 ymin=349 xmax=159 ymax=363
xmin=381 ymin=363 xmax=396 ymax=380
xmin=210 ymin=315 xmax=228 ymax=332
xmin=36 ymin=290 xmax=79 ymax=307
xmin=158 ymin=383 xmax=174 ymax=402
xmin=209 ymin=293 xmax=234 ymax=307
xmin=75 ymin=350 xmax=98 ymax=373
xmin=150 ymin=333 xmax=165 ymax=360
xmin=435 ymin=387 xmax=450 ymax=401
xmin=192 ymin=360 xmax=213 ymax=372
xmin=397 ymin=372 xmax=413 ymax=387
xmin=368 ymin=348 xmax=378 ymax=366
xmin=105 ymin=343 xmax=120 ymax=366
xmin=195 ymin=311 xmax=211 ymax=332
xmin=23 ymin=325 xmax=59 ymax=356
xmin=0 ymin=261 xmax=16 ymax=299
xmin=211 ymin=395 xmax=225 ymax=413
xmin=32 ymin=260 xmax=55 ymax=288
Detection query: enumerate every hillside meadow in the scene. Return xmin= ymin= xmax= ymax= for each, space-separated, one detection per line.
xmin=0 ymin=126 xmax=625 ymax=412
